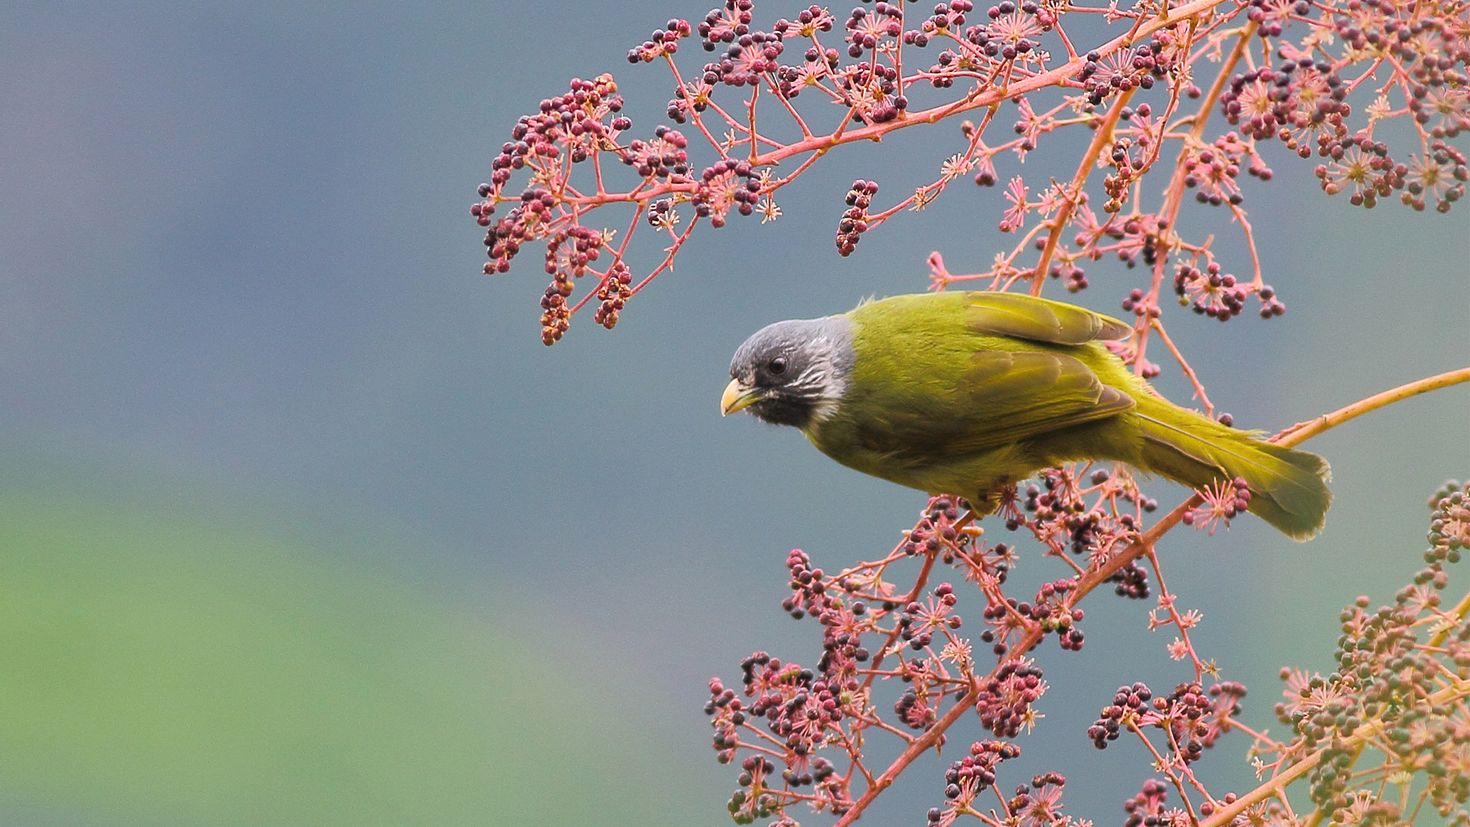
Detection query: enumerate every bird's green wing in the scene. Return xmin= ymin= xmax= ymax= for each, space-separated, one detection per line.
xmin=963 ymin=291 xmax=1132 ymax=344
xmin=939 ymin=292 xmax=1135 ymax=452
xmin=942 ymin=349 xmax=1135 ymax=453
xmin=846 ymin=292 xmax=1135 ymax=461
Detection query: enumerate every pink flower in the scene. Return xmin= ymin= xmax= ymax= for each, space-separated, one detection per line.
xmin=999 ymin=176 xmax=1030 ymax=232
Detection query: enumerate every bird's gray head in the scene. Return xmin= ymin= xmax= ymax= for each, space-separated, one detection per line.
xmin=721 ymin=316 xmax=855 ymax=430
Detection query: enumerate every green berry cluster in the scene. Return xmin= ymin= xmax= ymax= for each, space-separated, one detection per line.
xmin=1267 ymin=480 xmax=1470 ymax=824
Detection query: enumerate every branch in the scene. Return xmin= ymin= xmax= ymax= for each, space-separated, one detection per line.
xmin=1029 ymin=87 xmax=1136 ymax=296
xmin=1274 ymin=366 xmax=1470 ymax=446
xmin=1075 ymin=367 xmax=1470 ymax=600
xmin=834 ymin=366 xmax=1470 ymax=826
xmin=1200 ymin=678 xmax=1470 ymax=827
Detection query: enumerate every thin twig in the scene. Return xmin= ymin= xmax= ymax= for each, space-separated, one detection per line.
xmin=1201 ymin=679 xmax=1470 ymax=826
xmin=835 ymin=367 xmax=1470 ymax=827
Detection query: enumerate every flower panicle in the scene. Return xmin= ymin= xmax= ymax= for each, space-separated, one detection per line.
xmin=473 ymin=0 xmax=1470 ymax=345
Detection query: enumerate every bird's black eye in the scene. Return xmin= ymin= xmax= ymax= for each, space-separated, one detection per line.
xmin=768 ymin=356 xmax=788 ymax=375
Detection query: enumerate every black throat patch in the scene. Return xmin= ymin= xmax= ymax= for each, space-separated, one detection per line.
xmin=749 ymin=394 xmax=816 ymax=429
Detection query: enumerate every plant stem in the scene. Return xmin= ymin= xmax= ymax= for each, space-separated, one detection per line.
xmin=1274 ymin=366 xmax=1470 ymax=447
xmin=1029 ymin=88 xmax=1136 ymax=296
xmin=834 ymin=366 xmax=1470 ymax=826
xmin=1078 ymin=366 xmax=1470 ymax=601
xmin=1200 ymin=679 xmax=1470 ymax=826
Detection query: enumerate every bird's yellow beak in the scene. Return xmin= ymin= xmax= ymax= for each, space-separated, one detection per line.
xmin=721 ymin=379 xmax=762 ymax=416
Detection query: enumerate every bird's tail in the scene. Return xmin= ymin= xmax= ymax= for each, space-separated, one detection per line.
xmin=1133 ymin=395 xmax=1331 ymax=540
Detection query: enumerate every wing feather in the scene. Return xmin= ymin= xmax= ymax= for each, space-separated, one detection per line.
xmin=852 ymin=350 xmax=1134 ymax=461
xmin=842 ymin=291 xmax=1137 ymax=467
xmin=965 ymin=292 xmax=1132 ymax=344
xmin=944 ymin=350 xmax=1134 ymax=453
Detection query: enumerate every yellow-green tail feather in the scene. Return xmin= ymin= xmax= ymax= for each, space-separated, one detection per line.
xmin=1133 ymin=396 xmax=1332 ymax=540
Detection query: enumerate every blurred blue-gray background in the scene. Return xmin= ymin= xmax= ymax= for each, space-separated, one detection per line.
xmin=2 ymin=2 xmax=1466 ymax=824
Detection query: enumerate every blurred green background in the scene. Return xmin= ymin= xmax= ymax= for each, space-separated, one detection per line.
xmin=1 ymin=2 xmax=1466 ymax=824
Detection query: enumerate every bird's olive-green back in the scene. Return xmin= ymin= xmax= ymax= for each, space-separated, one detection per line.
xmin=814 ymin=292 xmax=1134 ymax=482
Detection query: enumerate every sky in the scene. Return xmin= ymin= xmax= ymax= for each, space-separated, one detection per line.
xmin=2 ymin=2 xmax=1468 ymax=824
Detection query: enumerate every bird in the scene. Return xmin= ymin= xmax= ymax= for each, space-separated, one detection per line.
xmin=721 ymin=290 xmax=1331 ymax=539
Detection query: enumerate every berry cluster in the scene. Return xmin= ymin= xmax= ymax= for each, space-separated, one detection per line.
xmin=707 ymin=28 xmax=786 ymax=86
xmin=897 ymin=582 xmax=962 ymax=651
xmin=694 ymin=159 xmax=763 ymax=227
xmin=627 ymin=18 xmax=693 ymax=63
xmin=1182 ymin=131 xmax=1272 ymax=207
xmin=938 ymin=740 xmax=1022 ymax=808
xmin=1109 ymin=559 xmax=1151 ymax=599
xmin=1032 ymin=579 xmax=1085 ymax=651
xmin=902 ymin=497 xmax=963 ymax=556
xmin=973 ymin=658 xmax=1046 ymax=737
xmin=902 ymin=0 xmax=975 ymax=48
xmin=968 ymin=1 xmax=1048 ymax=62
xmin=480 ymin=74 xmax=626 ymax=197
xmin=780 ymin=549 xmax=879 ymax=675
xmin=843 ymin=2 xmax=903 ymax=58
xmin=1121 ymin=778 xmax=1172 ymax=827
xmin=977 ymin=583 xmax=1085 ymax=656
xmin=705 ymin=676 xmax=744 ymax=762
xmin=646 ymin=197 xmax=678 ymax=229
xmin=1090 ymin=680 xmax=1237 ymax=767
xmin=1088 ymin=214 xmax=1167 ymax=273
xmin=1221 ymin=60 xmax=1349 ymax=156
xmin=835 ymin=179 xmax=878 ymax=256
xmin=738 ymin=653 xmax=853 ymax=760
xmin=1100 ymin=105 xmax=1161 ymax=212
xmin=543 ymin=226 xmax=603 ymax=286
xmin=894 ymin=681 xmax=941 ymax=730
xmin=699 ymin=0 xmax=755 ymax=50
xmin=1427 ymin=478 xmax=1469 ymax=564
xmin=781 ymin=548 xmax=828 ymax=620
xmin=1182 ymin=476 xmax=1253 ymax=535
xmin=1087 ymin=681 xmax=1152 ymax=748
xmin=1007 ymin=468 xmax=1154 ymax=562
xmin=1006 ymin=772 xmax=1068 ymax=825
xmin=592 ymin=262 xmax=633 ymax=329
xmin=773 ymin=41 xmax=839 ymax=100
xmin=1333 ymin=0 xmax=1469 ymax=141
xmin=1152 ymin=682 xmax=1215 ymax=764
xmin=1078 ymin=42 xmax=1168 ymax=106
xmin=727 ymin=755 xmax=781 ymax=824
xmin=773 ymin=5 xmax=835 ymax=40
xmin=622 ymin=125 xmax=691 ymax=179
xmin=1240 ymin=484 xmax=1470 ymax=822
xmin=1172 ymin=263 xmax=1246 ymax=320
xmin=1313 ymin=134 xmax=1405 ymax=207
xmin=538 ymin=279 xmax=572 ymax=345
xmin=476 ymin=0 xmax=1467 ymax=352
xmin=1402 ymin=140 xmax=1469 ymax=212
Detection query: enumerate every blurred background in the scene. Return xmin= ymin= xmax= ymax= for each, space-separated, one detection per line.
xmin=2 ymin=2 xmax=1466 ymax=824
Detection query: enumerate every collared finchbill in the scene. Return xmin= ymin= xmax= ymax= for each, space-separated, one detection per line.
xmin=721 ymin=379 xmax=763 ymax=416
xmin=719 ymin=291 xmax=1332 ymax=540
